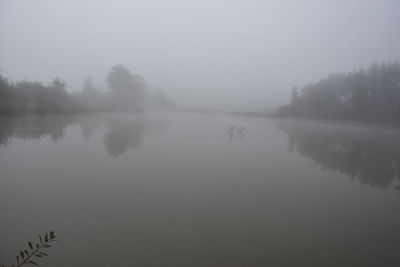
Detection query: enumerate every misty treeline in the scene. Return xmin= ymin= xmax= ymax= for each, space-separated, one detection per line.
xmin=277 ymin=62 xmax=400 ymax=124
xmin=0 ymin=64 xmax=174 ymax=116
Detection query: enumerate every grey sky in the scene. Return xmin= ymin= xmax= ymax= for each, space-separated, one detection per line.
xmin=1 ymin=0 xmax=399 ymax=110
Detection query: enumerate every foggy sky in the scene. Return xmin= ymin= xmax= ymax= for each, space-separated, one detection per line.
xmin=1 ymin=0 xmax=399 ymax=111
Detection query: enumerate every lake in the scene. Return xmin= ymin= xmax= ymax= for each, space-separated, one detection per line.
xmin=1 ymin=112 xmax=400 ymax=266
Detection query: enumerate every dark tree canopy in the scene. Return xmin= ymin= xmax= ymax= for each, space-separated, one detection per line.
xmin=0 ymin=65 xmax=172 ymax=117
xmin=106 ymin=65 xmax=134 ymax=92
xmin=277 ymin=62 xmax=400 ymax=124
xmin=0 ymin=73 xmax=78 ymax=116
xmin=106 ymin=65 xmax=146 ymax=112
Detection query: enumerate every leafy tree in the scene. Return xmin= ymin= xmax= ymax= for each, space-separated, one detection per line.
xmin=105 ymin=65 xmax=146 ymax=112
xmin=0 ymin=74 xmax=82 ymax=116
xmin=277 ymin=62 xmax=400 ymax=124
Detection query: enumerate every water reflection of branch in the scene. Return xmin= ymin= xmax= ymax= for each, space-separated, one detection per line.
xmin=277 ymin=121 xmax=400 ymax=191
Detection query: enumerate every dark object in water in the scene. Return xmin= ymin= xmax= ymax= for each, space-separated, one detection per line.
xmin=228 ymin=125 xmax=244 ymax=139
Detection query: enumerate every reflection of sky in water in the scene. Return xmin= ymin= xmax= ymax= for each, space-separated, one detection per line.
xmin=1 ymin=114 xmax=400 ymax=266
xmin=2 ymin=114 xmax=400 ymax=190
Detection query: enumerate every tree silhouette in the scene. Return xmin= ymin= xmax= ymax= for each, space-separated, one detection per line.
xmin=106 ymin=65 xmax=146 ymax=112
xmin=277 ymin=62 xmax=400 ymax=124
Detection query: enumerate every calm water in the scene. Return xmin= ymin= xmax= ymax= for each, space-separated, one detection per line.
xmin=1 ymin=113 xmax=400 ymax=266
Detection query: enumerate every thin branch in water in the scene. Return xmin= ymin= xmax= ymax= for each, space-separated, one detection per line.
xmin=1 ymin=230 xmax=57 ymax=267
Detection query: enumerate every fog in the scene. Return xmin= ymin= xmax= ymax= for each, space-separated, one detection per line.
xmin=2 ymin=2 xmax=400 ymax=266
xmin=1 ymin=0 xmax=399 ymax=110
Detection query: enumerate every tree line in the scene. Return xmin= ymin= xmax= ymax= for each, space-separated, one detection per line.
xmin=277 ymin=62 xmax=400 ymax=124
xmin=0 ymin=64 xmax=174 ymax=117
xmin=0 ymin=75 xmax=77 ymax=116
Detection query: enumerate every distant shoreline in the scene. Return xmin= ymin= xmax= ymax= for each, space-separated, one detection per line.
xmin=273 ymin=114 xmax=400 ymax=131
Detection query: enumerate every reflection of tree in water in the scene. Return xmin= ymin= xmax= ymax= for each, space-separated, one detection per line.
xmin=277 ymin=121 xmax=400 ymax=191
xmin=0 ymin=116 xmax=76 ymax=146
xmin=103 ymin=119 xmax=145 ymax=157
xmin=79 ymin=115 xmax=105 ymax=142
xmin=0 ymin=114 xmax=169 ymax=157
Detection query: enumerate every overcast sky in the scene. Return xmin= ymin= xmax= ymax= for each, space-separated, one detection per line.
xmin=1 ymin=0 xmax=399 ymax=111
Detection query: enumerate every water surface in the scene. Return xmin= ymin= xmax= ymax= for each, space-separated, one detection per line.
xmin=1 ymin=113 xmax=400 ymax=266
